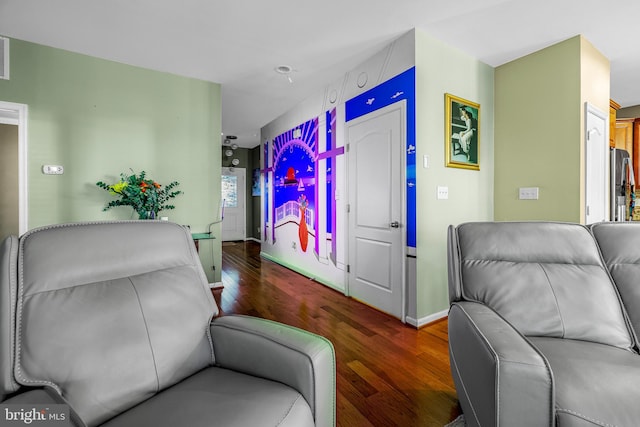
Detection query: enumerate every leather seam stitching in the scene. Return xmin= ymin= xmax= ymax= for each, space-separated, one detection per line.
xmin=276 ymin=394 xmax=304 ymax=426
xmin=557 ymin=408 xmax=618 ymax=427
xmin=7 ymin=237 xmax=19 ymax=393
xmin=128 ymin=277 xmax=160 ymax=393
xmin=20 ymin=264 xmax=198 ymax=299
xmin=15 ymin=236 xmax=60 ymax=393
xmin=537 ymin=263 xmax=566 ymax=338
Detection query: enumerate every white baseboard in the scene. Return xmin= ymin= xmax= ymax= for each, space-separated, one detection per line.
xmin=209 ymin=282 xmax=224 ymax=289
xmin=405 ymin=309 xmax=448 ymax=328
xmin=245 ymin=237 xmax=261 ymax=243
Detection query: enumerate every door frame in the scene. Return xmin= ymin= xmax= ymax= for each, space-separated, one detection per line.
xmin=221 ymin=166 xmax=247 ymax=241
xmin=584 ymin=102 xmax=608 ymax=223
xmin=345 ymin=101 xmax=407 ymax=321
xmin=0 ymin=101 xmax=28 ymax=235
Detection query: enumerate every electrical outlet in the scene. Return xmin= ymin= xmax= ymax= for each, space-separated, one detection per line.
xmin=519 ymin=187 xmax=539 ymax=200
xmin=437 ymin=186 xmax=449 ymax=200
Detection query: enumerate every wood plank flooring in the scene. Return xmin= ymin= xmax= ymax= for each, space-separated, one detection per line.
xmin=214 ymin=241 xmax=461 ymax=427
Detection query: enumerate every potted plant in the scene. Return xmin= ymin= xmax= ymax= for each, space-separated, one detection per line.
xmin=97 ymin=170 xmax=182 ymax=219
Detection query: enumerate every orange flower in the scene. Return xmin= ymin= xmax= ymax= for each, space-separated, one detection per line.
xmin=153 ymin=182 xmax=161 ymax=189
xmin=141 ymin=187 xmax=147 ymax=193
xmin=140 ymin=182 xmax=149 ymax=188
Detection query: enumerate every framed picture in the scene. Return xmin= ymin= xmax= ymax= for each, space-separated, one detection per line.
xmin=445 ymin=93 xmax=480 ymax=170
xmin=251 ymin=168 xmax=261 ymax=196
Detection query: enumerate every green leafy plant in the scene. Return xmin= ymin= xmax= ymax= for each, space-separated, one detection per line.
xmin=97 ymin=170 xmax=182 ymax=219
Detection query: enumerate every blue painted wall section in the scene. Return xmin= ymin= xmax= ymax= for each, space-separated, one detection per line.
xmin=345 ymin=67 xmax=417 ymax=248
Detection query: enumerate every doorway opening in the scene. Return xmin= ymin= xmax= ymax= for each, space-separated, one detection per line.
xmin=221 ymin=167 xmax=246 ymax=241
xmin=0 ymin=101 xmax=28 ymax=236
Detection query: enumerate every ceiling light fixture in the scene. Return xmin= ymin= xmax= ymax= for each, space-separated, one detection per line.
xmin=275 ymin=65 xmax=294 ymax=83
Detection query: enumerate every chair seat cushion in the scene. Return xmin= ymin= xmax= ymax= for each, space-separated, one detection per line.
xmin=530 ymin=337 xmax=640 ymax=427
xmin=99 ymin=367 xmax=315 ymax=427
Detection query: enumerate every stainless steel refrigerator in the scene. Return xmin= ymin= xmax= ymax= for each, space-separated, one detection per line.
xmin=611 ymin=148 xmax=635 ymax=221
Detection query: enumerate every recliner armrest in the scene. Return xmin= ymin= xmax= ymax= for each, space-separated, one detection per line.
xmin=449 ymin=301 xmax=554 ymax=427
xmin=210 ymin=315 xmax=335 ymax=427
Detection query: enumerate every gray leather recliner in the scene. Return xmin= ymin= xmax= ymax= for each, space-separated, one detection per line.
xmin=448 ymin=221 xmax=640 ymax=427
xmin=0 ymin=221 xmax=335 ymax=427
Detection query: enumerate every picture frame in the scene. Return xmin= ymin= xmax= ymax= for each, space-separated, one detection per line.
xmin=445 ymin=93 xmax=480 ymax=170
xmin=252 ymin=168 xmax=261 ymax=196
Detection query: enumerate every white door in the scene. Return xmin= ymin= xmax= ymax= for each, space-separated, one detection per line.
xmin=585 ymin=103 xmax=608 ymax=223
xmin=221 ymin=167 xmax=246 ymax=241
xmin=347 ymin=102 xmax=405 ymax=320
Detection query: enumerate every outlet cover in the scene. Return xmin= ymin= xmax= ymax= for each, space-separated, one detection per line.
xmin=437 ymin=186 xmax=449 ymax=200
xmin=519 ymin=187 xmax=539 ymax=200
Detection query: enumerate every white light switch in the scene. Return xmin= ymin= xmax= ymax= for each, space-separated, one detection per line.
xmin=519 ymin=187 xmax=539 ymax=200
xmin=42 ymin=165 xmax=64 ymax=175
xmin=423 ymin=155 xmax=430 ymax=169
xmin=437 ymin=186 xmax=449 ymax=200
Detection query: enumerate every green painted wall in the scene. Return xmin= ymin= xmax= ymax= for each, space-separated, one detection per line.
xmin=494 ymin=35 xmax=609 ymax=223
xmin=495 ymin=37 xmax=582 ymax=222
xmin=0 ymin=38 xmax=222 ymax=282
xmin=414 ymin=29 xmax=495 ymax=319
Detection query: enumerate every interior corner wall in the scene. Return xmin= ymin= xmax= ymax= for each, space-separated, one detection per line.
xmin=413 ymin=29 xmax=495 ymax=322
xmin=579 ymin=36 xmax=610 ymax=222
xmin=495 ymin=36 xmax=582 ymax=222
xmin=0 ymin=38 xmax=223 ymax=282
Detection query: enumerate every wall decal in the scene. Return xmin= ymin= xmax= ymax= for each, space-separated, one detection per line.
xmin=262 ymin=140 xmax=271 ymax=241
xmin=273 ymin=118 xmax=318 ymax=251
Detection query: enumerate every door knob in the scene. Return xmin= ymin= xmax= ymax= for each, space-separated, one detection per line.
xmin=390 ymin=221 xmax=400 ymax=228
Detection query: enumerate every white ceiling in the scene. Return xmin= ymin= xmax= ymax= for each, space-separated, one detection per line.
xmin=1 ymin=0 xmax=639 ymax=148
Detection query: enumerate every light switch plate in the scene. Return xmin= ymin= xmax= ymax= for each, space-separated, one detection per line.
xmin=42 ymin=165 xmax=64 ymax=175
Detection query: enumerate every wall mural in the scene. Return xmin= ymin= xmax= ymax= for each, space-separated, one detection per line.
xmin=272 ymin=118 xmax=318 ymax=252
xmin=262 ymin=67 xmax=416 ymax=288
xmin=321 ymin=108 xmax=343 ymax=263
xmin=262 ymin=139 xmax=270 ymax=241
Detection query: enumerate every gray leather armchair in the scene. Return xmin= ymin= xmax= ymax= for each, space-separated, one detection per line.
xmin=0 ymin=221 xmax=335 ymax=427
xmin=448 ymin=222 xmax=640 ymax=427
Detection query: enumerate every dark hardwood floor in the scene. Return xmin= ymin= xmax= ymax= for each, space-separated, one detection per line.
xmin=214 ymin=241 xmax=461 ymax=427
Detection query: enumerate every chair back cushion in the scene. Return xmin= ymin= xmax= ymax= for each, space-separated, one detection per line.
xmin=450 ymin=222 xmax=632 ymax=349
xmin=591 ymin=222 xmax=640 ymax=339
xmin=14 ymin=221 xmax=217 ymax=426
